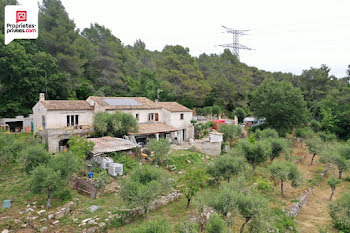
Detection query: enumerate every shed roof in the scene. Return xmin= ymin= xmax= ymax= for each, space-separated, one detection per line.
xmin=156 ymin=102 xmax=192 ymax=112
xmin=87 ymin=136 xmax=139 ymax=155
xmin=41 ymin=100 xmax=93 ymax=111
xmin=129 ymin=123 xmax=179 ymax=136
xmin=88 ymin=96 xmax=161 ymax=110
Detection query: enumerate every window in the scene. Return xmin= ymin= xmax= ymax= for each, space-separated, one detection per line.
xmin=149 ymin=113 xmax=154 ymax=121
xmin=136 ymin=114 xmax=139 ymax=121
xmin=155 ymin=113 xmax=159 ymax=121
xmin=180 ymin=113 xmax=184 ymax=120
xmin=67 ymin=115 xmax=79 ymax=126
xmin=42 ymin=116 xmax=46 ymax=129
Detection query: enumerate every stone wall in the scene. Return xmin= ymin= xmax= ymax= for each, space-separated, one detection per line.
xmin=192 ymin=140 xmax=221 ymax=156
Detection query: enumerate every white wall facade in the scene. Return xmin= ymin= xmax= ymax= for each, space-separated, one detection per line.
xmin=106 ymin=109 xmax=163 ymax=124
xmin=33 ymin=102 xmax=94 ymax=134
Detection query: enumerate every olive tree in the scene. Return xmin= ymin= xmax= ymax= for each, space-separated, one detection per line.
xmin=305 ymin=136 xmax=323 ymax=165
xmin=329 ymin=192 xmax=350 ymax=232
xmin=218 ymin=124 xmax=242 ymax=142
xmin=180 ymin=168 xmax=207 ymax=208
xmin=30 ymin=152 xmax=81 ymax=208
xmin=147 ymin=138 xmax=170 ymax=166
xmin=207 ymin=155 xmax=247 ymax=183
xmin=269 ymin=161 xmax=303 ymax=196
xmin=320 ymin=144 xmax=350 ymax=179
xmin=68 ymin=136 xmax=94 ymax=160
xmin=20 ymin=144 xmax=51 ymax=174
xmin=266 ymin=137 xmax=288 ymax=161
xmin=93 ymin=111 xmax=138 ymax=137
xmin=238 ymin=139 xmax=271 ymax=173
xmin=120 ymin=166 xmax=171 ymax=219
xmin=327 ymin=177 xmax=341 ymax=201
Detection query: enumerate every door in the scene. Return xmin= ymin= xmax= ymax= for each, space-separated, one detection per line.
xmin=155 ymin=113 xmax=159 ymax=121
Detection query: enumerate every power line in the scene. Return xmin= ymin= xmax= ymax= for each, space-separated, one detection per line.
xmin=218 ymin=25 xmax=253 ymax=60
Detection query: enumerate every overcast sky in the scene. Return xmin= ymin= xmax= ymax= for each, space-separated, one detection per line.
xmin=21 ymin=0 xmax=350 ymax=77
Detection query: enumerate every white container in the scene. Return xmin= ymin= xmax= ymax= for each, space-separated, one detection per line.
xmin=92 ymin=155 xmax=103 ymax=165
xmin=101 ymin=157 xmax=114 ymax=169
xmin=108 ymin=163 xmax=123 ymax=176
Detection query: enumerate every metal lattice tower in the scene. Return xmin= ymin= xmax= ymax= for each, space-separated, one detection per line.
xmin=219 ymin=25 xmax=252 ymax=60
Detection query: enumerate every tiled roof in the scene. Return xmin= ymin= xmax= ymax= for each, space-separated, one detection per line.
xmin=129 ymin=123 xmax=179 ymax=136
xmin=87 ymin=136 xmax=139 ymax=155
xmin=41 ymin=100 xmax=93 ymax=110
xmin=88 ymin=96 xmax=161 ymax=110
xmin=156 ymin=102 xmax=192 ymax=112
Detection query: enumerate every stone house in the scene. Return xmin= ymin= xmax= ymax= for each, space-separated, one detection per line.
xmin=33 ymin=94 xmax=194 ymax=152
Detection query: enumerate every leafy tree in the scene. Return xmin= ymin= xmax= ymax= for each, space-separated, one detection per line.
xmin=305 ymin=136 xmax=323 ymax=165
xmin=120 ymin=166 xmax=171 ymax=219
xmin=147 ymin=138 xmax=170 ymax=166
xmin=68 ymin=136 xmax=94 ymax=160
xmin=218 ymin=124 xmax=241 ymax=142
xmin=238 ymin=139 xmax=271 ymax=173
xmin=93 ymin=111 xmax=138 ymax=137
xmin=254 ymin=128 xmax=279 ymax=140
xmin=310 ymin=120 xmax=322 ymax=132
xmin=233 ymin=107 xmax=247 ymax=123
xmin=0 ymin=132 xmax=25 ymax=165
xmin=329 ymin=192 xmax=350 ymax=232
xmin=320 ymin=144 xmax=350 ymax=179
xmin=207 ymin=155 xmax=247 ymax=183
xmin=327 ymin=177 xmax=341 ymax=201
xmin=251 ymin=79 xmax=310 ymax=136
xmin=49 ymin=152 xmax=81 ymax=179
xmin=269 ymin=161 xmax=303 ymax=196
xmin=235 ymin=191 xmax=270 ymax=233
xmin=206 ymin=213 xmax=226 ymax=233
xmin=180 ymin=169 xmax=207 ymax=208
xmin=266 ymin=138 xmax=288 ymax=161
xmin=30 ymin=165 xmax=62 ymax=208
xmin=20 ymin=144 xmax=51 ymax=174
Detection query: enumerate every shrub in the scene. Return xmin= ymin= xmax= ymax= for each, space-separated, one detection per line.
xmin=175 ymin=221 xmax=198 ymax=233
xmin=206 ymin=213 xmax=226 ymax=233
xmin=54 ymin=189 xmax=72 ymax=201
xmin=256 ymin=176 xmax=274 ymax=194
xmin=147 ymin=138 xmax=170 ymax=165
xmin=318 ymin=131 xmax=337 ymax=142
xmin=233 ymin=107 xmax=247 ymax=123
xmin=110 ymin=153 xmax=139 ymax=174
xmin=295 ymin=127 xmax=314 ymax=139
xmin=218 ymin=124 xmax=241 ymax=142
xmin=131 ymin=218 xmax=172 ymax=233
xmin=310 ymin=120 xmax=322 ymax=132
xmin=329 ymin=192 xmax=350 ymax=232
xmin=272 ymin=208 xmax=297 ymax=233
xmin=254 ymin=128 xmax=279 ymax=140
xmin=20 ymin=144 xmax=51 ymax=174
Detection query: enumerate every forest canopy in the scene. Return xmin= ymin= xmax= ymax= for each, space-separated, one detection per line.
xmin=0 ymin=0 xmax=349 ymax=138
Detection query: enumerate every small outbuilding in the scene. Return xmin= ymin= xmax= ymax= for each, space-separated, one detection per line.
xmin=87 ymin=136 xmax=140 ymax=156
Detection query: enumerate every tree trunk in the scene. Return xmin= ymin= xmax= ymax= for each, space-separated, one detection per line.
xmin=329 ymin=188 xmax=335 ymax=201
xmin=145 ymin=207 xmax=150 ymax=219
xmin=47 ymin=192 xmax=53 ymax=208
xmin=240 ymin=217 xmax=251 ymax=233
xmin=280 ymin=181 xmax=284 ymax=196
xmin=252 ymin=164 xmax=256 ymax=173
xmin=310 ymin=153 xmax=316 ymax=165
xmin=186 ymin=198 xmax=191 ymax=208
xmin=227 ymin=176 xmax=230 ymax=183
xmin=153 ymin=157 xmax=158 ymax=167
xmin=338 ymin=169 xmax=343 ymax=179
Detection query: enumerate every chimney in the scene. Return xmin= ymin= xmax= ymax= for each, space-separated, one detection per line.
xmin=39 ymin=93 xmax=45 ymax=101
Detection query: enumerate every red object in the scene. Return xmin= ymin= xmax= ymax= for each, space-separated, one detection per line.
xmin=212 ymin=120 xmax=226 ymax=130
xmin=16 ymin=11 xmax=27 ymax=23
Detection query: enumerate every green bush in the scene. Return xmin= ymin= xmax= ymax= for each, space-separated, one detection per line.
xmin=165 ymin=153 xmax=204 ymax=171
xmin=318 ymin=131 xmax=337 ymax=142
xmin=206 ymin=213 xmax=226 ymax=233
xmin=54 ymin=189 xmax=72 ymax=201
xmin=131 ymin=218 xmax=172 ymax=233
xmin=175 ymin=221 xmax=198 ymax=233
xmin=272 ymin=208 xmax=297 ymax=233
xmin=310 ymin=120 xmax=321 ymax=132
xmin=110 ymin=152 xmax=139 ymax=175
xmin=254 ymin=128 xmax=279 ymax=140
xmin=256 ymin=176 xmax=274 ymax=194
xmin=295 ymin=127 xmax=314 ymax=139
xmin=329 ymin=192 xmax=350 ymax=232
